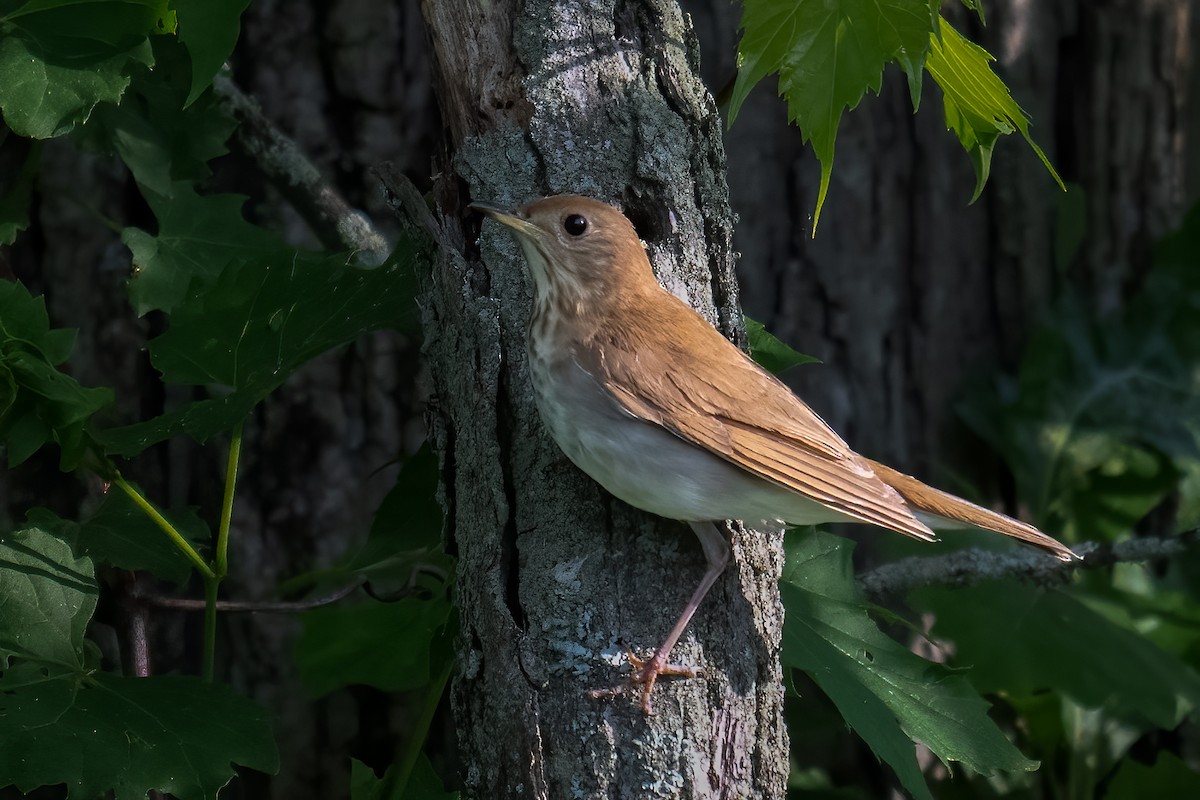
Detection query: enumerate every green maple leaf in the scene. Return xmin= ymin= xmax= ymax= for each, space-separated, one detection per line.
xmin=731 ymin=0 xmax=938 ymax=233
xmin=926 ymin=18 xmax=1063 ymax=202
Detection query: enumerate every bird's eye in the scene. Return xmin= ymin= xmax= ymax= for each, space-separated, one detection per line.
xmin=562 ymin=214 xmax=588 ymax=236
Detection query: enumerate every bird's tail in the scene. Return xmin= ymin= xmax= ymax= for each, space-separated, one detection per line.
xmin=865 ymin=459 xmax=1080 ymax=562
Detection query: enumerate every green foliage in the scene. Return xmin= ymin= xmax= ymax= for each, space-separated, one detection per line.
xmin=172 ymin=0 xmax=252 ymax=106
xmin=0 ymin=2 xmax=445 ymax=797
xmin=296 ymin=444 xmax=454 ymax=705
xmin=100 ymin=245 xmax=422 ymax=454
xmin=782 ymin=530 xmax=1036 ymax=799
xmin=0 ymin=0 xmax=171 ymax=139
xmin=27 ymin=493 xmax=210 ymax=585
xmin=0 ymin=525 xmax=97 ymax=676
xmin=0 ymin=135 xmax=39 ymax=245
xmin=1107 ymin=753 xmax=1200 ymax=799
xmin=913 ymin=583 xmax=1200 ymax=729
xmin=731 ymin=0 xmax=936 ymax=231
xmin=1 ymin=673 xmax=279 ymax=800
xmin=297 ymin=597 xmax=452 ymax=697
xmin=901 ymin=203 xmax=1200 ymax=796
xmin=0 ymin=526 xmax=277 ymax=799
xmin=0 ymin=279 xmax=113 ymax=468
xmin=746 ymin=316 xmax=820 ymax=374
xmin=732 ymin=2 xmax=1061 ymax=230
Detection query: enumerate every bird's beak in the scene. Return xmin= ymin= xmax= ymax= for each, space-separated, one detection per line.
xmin=467 ymin=201 xmax=541 ymax=239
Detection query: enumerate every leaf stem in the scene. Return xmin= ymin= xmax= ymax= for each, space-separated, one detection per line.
xmin=215 ymin=422 xmax=243 ymax=578
xmin=113 ymin=476 xmax=215 ymax=580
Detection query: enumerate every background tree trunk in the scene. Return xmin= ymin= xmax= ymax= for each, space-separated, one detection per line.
xmin=413 ymin=0 xmax=787 ymax=796
xmin=689 ymin=0 xmax=1194 ymax=488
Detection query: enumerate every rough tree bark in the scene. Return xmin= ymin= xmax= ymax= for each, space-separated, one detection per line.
xmin=412 ymin=0 xmax=787 ymax=796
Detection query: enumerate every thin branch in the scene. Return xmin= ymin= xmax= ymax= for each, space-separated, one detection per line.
xmin=858 ymin=531 xmax=1199 ymax=602
xmin=144 ymin=580 xmax=364 ymax=613
xmin=211 ymin=74 xmax=390 ymax=263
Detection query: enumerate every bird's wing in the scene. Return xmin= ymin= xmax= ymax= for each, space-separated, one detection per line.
xmin=580 ymin=293 xmax=936 ymax=541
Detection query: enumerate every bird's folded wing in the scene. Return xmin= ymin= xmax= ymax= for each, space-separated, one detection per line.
xmin=586 ymin=313 xmax=935 ymax=541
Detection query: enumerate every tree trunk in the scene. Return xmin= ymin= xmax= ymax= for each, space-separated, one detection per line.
xmin=413 ymin=0 xmax=788 ymax=796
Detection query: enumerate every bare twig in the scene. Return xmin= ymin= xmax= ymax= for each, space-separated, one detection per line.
xmin=211 ymin=74 xmax=390 ymax=263
xmin=858 ymin=531 xmax=1199 ymax=602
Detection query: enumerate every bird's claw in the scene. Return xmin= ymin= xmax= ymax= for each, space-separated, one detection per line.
xmin=588 ymin=645 xmax=704 ymax=715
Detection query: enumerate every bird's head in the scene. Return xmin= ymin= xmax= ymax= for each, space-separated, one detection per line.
xmin=469 ymin=195 xmax=656 ymax=307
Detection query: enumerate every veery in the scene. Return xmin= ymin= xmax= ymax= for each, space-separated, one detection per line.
xmin=469 ymin=195 xmax=1077 ymax=714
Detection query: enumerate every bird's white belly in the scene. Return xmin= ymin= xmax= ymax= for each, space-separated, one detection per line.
xmin=529 ymin=354 xmax=845 ymax=526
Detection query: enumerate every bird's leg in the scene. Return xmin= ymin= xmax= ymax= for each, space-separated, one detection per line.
xmin=592 ymin=521 xmax=731 ymax=714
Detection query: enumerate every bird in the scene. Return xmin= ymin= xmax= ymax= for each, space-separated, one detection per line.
xmin=468 ymin=194 xmax=1078 ymax=714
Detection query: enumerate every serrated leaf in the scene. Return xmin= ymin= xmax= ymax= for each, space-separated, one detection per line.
xmin=98 ymin=243 xmax=424 ymax=455
xmin=90 ymin=35 xmax=236 ymax=197
xmin=92 ymin=388 xmax=259 ymax=455
xmin=172 ymin=0 xmax=251 ymax=106
xmin=745 ymin=317 xmax=819 ymax=374
xmin=0 ymin=280 xmax=113 ymax=468
xmin=1 ymin=0 xmax=173 ymax=51
xmin=0 ymin=524 xmax=97 ymax=674
xmin=296 ymin=596 xmax=452 ymax=697
xmin=912 ymin=583 xmax=1200 ymax=730
xmin=0 ymin=673 xmax=278 ymax=800
xmin=731 ymin=0 xmax=938 ymax=232
xmin=0 ymin=0 xmax=172 ymax=138
xmin=926 ymin=17 xmax=1063 ymax=202
xmin=147 ymin=247 xmax=419 ymax=388
xmin=782 ymin=531 xmax=1037 ymax=799
xmin=123 ymin=187 xmax=281 ymax=315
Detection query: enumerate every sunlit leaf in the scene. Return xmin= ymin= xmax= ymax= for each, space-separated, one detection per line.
xmin=926 ymin=18 xmax=1063 ymax=202
xmin=731 ymin=0 xmax=938 ymax=232
xmin=746 ymin=317 xmax=819 ymax=374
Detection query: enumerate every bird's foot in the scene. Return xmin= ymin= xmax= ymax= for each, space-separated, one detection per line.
xmin=588 ymin=644 xmax=704 ymax=715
